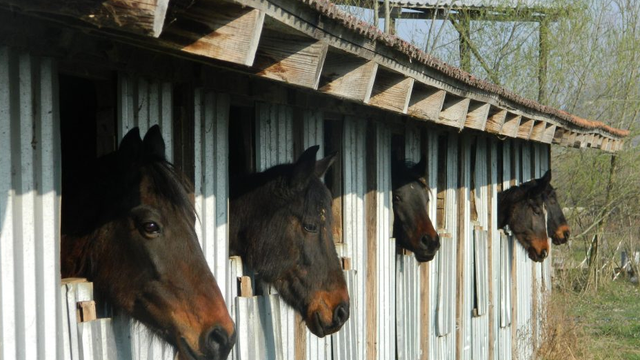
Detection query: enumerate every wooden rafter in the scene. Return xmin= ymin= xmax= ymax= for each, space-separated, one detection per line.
xmin=368 ymin=69 xmax=414 ymax=113
xmin=407 ymin=85 xmax=446 ymax=121
xmin=319 ymin=50 xmax=378 ymax=102
xmin=252 ymin=28 xmax=329 ymax=89
xmin=161 ymin=0 xmax=264 ymax=66
xmin=3 ymin=0 xmax=170 ymax=37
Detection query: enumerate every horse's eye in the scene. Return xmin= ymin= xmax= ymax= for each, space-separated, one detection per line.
xmin=532 ymin=207 xmax=542 ymax=215
xmin=393 ymin=195 xmax=402 ymax=202
xmin=303 ymin=223 xmax=318 ymax=233
xmin=142 ymin=222 xmax=161 ymax=236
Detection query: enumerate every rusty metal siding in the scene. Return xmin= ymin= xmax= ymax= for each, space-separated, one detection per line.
xmin=0 ymin=47 xmax=61 ymax=360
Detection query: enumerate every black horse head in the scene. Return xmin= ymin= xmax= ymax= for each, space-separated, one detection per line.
xmin=229 ymin=146 xmax=349 ymax=337
xmin=498 ymin=171 xmax=551 ymax=262
xmin=392 ymin=155 xmax=440 ymax=262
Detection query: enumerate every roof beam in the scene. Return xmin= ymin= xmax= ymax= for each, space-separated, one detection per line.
xmin=319 ymin=51 xmax=378 ymax=102
xmin=529 ymin=121 xmax=547 ymax=142
xmin=438 ymin=94 xmax=470 ymax=129
xmin=517 ymin=118 xmax=535 ymax=139
xmin=368 ymin=69 xmax=414 ymax=113
xmin=160 ymin=1 xmax=264 ymax=66
xmin=541 ymin=124 xmax=556 ymax=144
xmin=252 ymin=29 xmax=329 ymax=89
xmin=485 ymin=109 xmax=507 ymax=134
xmin=500 ymin=113 xmax=521 ymax=138
xmin=3 ymin=0 xmax=170 ymax=37
xmin=407 ymin=85 xmax=446 ymax=121
xmin=464 ymin=102 xmax=491 ymax=131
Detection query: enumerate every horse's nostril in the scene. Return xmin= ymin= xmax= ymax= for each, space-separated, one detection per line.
xmin=333 ymin=302 xmax=350 ymax=327
xmin=202 ymin=325 xmax=235 ymax=358
xmin=421 ymin=234 xmax=440 ymax=251
xmin=564 ymin=230 xmax=570 ymax=240
xmin=540 ymin=249 xmax=548 ymax=259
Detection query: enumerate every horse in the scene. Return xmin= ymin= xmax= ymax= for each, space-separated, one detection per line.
xmin=391 ymin=155 xmax=440 ymax=262
xmin=540 ymin=170 xmax=571 ymax=245
xmin=61 ymin=126 xmax=236 ymax=360
xmin=229 ymin=145 xmax=350 ymax=337
xmin=498 ymin=171 xmax=551 ymax=262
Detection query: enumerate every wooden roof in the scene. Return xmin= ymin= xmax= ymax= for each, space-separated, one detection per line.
xmin=1 ymin=0 xmax=627 ymax=151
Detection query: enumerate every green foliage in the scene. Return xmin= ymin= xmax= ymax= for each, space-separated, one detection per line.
xmin=561 ymin=281 xmax=640 ymax=359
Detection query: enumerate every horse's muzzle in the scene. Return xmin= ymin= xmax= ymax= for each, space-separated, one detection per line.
xmin=202 ymin=325 xmax=236 ymax=360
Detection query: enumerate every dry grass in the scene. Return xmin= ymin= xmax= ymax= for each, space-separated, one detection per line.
xmin=537 ymin=278 xmax=640 ymax=360
xmin=536 ymin=291 xmax=589 ymax=360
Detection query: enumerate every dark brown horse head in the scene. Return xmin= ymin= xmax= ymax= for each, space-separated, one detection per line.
xmin=498 ymin=172 xmax=551 ymax=262
xmin=392 ymin=155 xmax=440 ymax=262
xmin=540 ymin=170 xmax=570 ymax=245
xmin=229 ymin=145 xmax=349 ymax=338
xmin=61 ymin=126 xmax=235 ymax=360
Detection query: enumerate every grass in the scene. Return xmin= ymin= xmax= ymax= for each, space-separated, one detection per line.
xmin=539 ymin=279 xmax=640 ymax=360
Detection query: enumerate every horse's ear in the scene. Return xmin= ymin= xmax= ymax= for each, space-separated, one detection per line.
xmin=118 ymin=127 xmax=143 ymax=162
xmin=541 ymin=169 xmax=552 ymax=184
xmin=411 ymin=154 xmax=427 ymax=176
xmin=315 ymin=151 xmax=337 ymax=178
xmin=532 ymin=170 xmax=552 ymax=195
xmin=291 ymin=145 xmax=320 ymax=190
xmin=143 ymin=125 xmax=166 ymax=160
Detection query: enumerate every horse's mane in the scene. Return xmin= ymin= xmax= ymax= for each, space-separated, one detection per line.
xmin=498 ymin=178 xmax=540 ymax=205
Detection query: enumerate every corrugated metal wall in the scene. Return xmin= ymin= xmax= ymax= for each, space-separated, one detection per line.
xmin=0 ymin=47 xmax=61 ymax=360
xmin=375 ymin=122 xmax=395 ymax=360
xmin=113 ymin=73 xmax=177 ymax=360
xmin=255 ymin=102 xmax=296 ymax=360
xmin=431 ymin=131 xmax=458 ymax=359
xmin=301 ymin=110 xmax=332 ymax=360
xmin=396 ymin=123 xmax=423 ymax=360
xmin=339 ymin=116 xmax=367 ymax=360
xmin=0 ymin=43 xmax=555 ymax=360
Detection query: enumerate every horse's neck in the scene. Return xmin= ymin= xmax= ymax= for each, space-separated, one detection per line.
xmin=61 ymin=234 xmax=92 ymax=279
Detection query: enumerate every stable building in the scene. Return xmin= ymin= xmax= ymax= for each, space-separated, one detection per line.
xmin=0 ymin=0 xmax=627 ymax=359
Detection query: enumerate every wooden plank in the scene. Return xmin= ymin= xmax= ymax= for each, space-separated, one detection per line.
xmin=541 ymin=124 xmax=556 ymax=144
xmin=485 ymin=109 xmax=507 ymax=134
xmin=464 ymin=102 xmax=491 ymax=131
xmin=161 ymin=1 xmax=265 ymax=66
xmin=2 ymin=0 xmax=170 ymax=37
xmin=407 ymin=85 xmax=446 ymax=121
xmin=499 ymin=113 xmax=521 ymax=138
xmin=252 ymin=29 xmax=329 ymax=89
xmin=77 ymin=301 xmax=97 ymax=323
xmin=552 ymin=127 xmax=565 ymax=144
xmin=319 ymin=50 xmax=378 ymax=102
xmin=368 ymin=69 xmax=414 ymax=113
xmin=437 ymin=95 xmax=470 ymax=129
xmin=239 ymin=276 xmax=253 ymax=297
xmin=516 ymin=118 xmax=535 ymax=140
xmin=529 ymin=121 xmax=547 ymax=142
